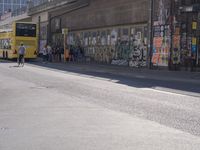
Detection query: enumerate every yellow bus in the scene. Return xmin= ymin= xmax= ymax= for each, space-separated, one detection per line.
xmin=0 ymin=22 xmax=38 ymax=59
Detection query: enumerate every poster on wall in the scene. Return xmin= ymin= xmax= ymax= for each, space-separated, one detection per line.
xmin=40 ymin=23 xmax=47 ymax=40
xmin=151 ymin=0 xmax=171 ymax=67
xmin=107 ymin=34 xmax=111 ymax=45
xmin=101 ymin=31 xmax=106 ymax=46
xmin=40 ymin=40 xmax=47 ymax=54
xmin=92 ymin=32 xmax=97 ymax=45
xmin=111 ymin=29 xmax=117 ymax=46
xmin=152 ymin=25 xmax=170 ymax=66
xmin=88 ymin=32 xmax=92 ymax=46
xmin=121 ymin=28 xmax=129 ymax=42
xmin=55 ymin=18 xmax=61 ymax=30
xmin=192 ymin=37 xmax=197 ymax=54
xmin=68 ymin=33 xmax=74 ymax=45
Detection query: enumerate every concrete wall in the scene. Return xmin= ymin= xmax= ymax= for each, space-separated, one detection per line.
xmin=49 ymin=0 xmax=150 ymax=67
xmin=50 ymin=0 xmax=149 ymax=31
xmin=31 ymin=12 xmax=49 ymax=53
xmin=32 ymin=12 xmax=48 ymax=23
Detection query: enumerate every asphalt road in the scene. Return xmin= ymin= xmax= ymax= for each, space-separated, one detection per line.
xmin=0 ymin=61 xmax=200 ymax=150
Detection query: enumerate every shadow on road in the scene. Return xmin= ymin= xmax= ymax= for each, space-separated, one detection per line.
xmin=27 ymin=61 xmax=200 ymax=97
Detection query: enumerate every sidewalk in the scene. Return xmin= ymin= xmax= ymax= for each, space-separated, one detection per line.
xmin=31 ymin=59 xmax=200 ymax=84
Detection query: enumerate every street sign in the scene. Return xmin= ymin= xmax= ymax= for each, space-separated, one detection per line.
xmin=62 ymin=28 xmax=68 ymax=34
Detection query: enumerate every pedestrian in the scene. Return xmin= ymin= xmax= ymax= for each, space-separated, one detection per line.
xmin=59 ymin=47 xmax=63 ymax=62
xmin=54 ymin=46 xmax=59 ymax=62
xmin=18 ymin=42 xmax=26 ymax=66
xmin=190 ymin=54 xmax=196 ymax=72
xmin=47 ymin=44 xmax=52 ymax=62
xmin=42 ymin=44 xmax=48 ymax=63
xmin=52 ymin=46 xmax=56 ymax=62
xmin=69 ymin=45 xmax=74 ymax=62
xmin=74 ymin=46 xmax=78 ymax=61
xmin=182 ymin=49 xmax=189 ymax=71
xmin=80 ymin=46 xmax=84 ymax=57
xmin=55 ymin=46 xmax=61 ymax=62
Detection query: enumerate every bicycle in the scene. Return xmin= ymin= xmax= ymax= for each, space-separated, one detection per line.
xmin=17 ymin=54 xmax=25 ymax=67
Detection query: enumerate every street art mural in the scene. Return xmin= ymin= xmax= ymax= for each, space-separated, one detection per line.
xmin=67 ymin=25 xmax=147 ymax=67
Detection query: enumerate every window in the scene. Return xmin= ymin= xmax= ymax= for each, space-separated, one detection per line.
xmin=16 ymin=23 xmax=36 ymax=37
xmin=0 ymin=39 xmax=11 ymax=50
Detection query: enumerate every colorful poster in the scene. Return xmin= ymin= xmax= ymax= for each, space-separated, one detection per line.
xmin=192 ymin=37 xmax=197 ymax=45
xmin=152 ymin=25 xmax=170 ymax=66
xmin=192 ymin=22 xmax=197 ymax=30
xmin=192 ymin=45 xmax=197 ymax=53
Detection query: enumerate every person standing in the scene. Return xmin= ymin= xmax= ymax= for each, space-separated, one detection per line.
xmin=47 ymin=45 xmax=52 ymax=62
xmin=42 ymin=45 xmax=48 ymax=63
xmin=69 ymin=45 xmax=74 ymax=62
xmin=190 ymin=54 xmax=196 ymax=72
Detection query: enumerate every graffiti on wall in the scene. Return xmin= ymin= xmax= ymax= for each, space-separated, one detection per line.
xmin=129 ymin=28 xmax=147 ymax=67
xmin=111 ymin=27 xmax=147 ymax=67
xmin=67 ymin=25 xmax=147 ymax=67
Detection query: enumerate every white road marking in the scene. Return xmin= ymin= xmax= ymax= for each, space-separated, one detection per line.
xmin=142 ymin=88 xmax=187 ymax=97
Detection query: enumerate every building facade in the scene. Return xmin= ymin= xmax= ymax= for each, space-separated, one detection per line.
xmin=152 ymin=0 xmax=200 ymax=70
xmin=28 ymin=0 xmax=70 ymax=53
xmin=0 ymin=0 xmax=28 ymax=15
xmin=49 ymin=0 xmax=150 ymax=67
xmin=27 ymin=0 xmax=200 ymax=70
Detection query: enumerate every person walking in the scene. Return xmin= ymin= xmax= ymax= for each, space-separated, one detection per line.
xmin=18 ymin=43 xmax=26 ymax=67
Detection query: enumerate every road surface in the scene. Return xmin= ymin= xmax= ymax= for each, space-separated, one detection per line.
xmin=0 ymin=61 xmax=200 ymax=150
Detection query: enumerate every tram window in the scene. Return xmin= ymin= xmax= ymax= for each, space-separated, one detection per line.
xmin=16 ymin=23 xmax=36 ymax=37
xmin=0 ymin=39 xmax=11 ymax=49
